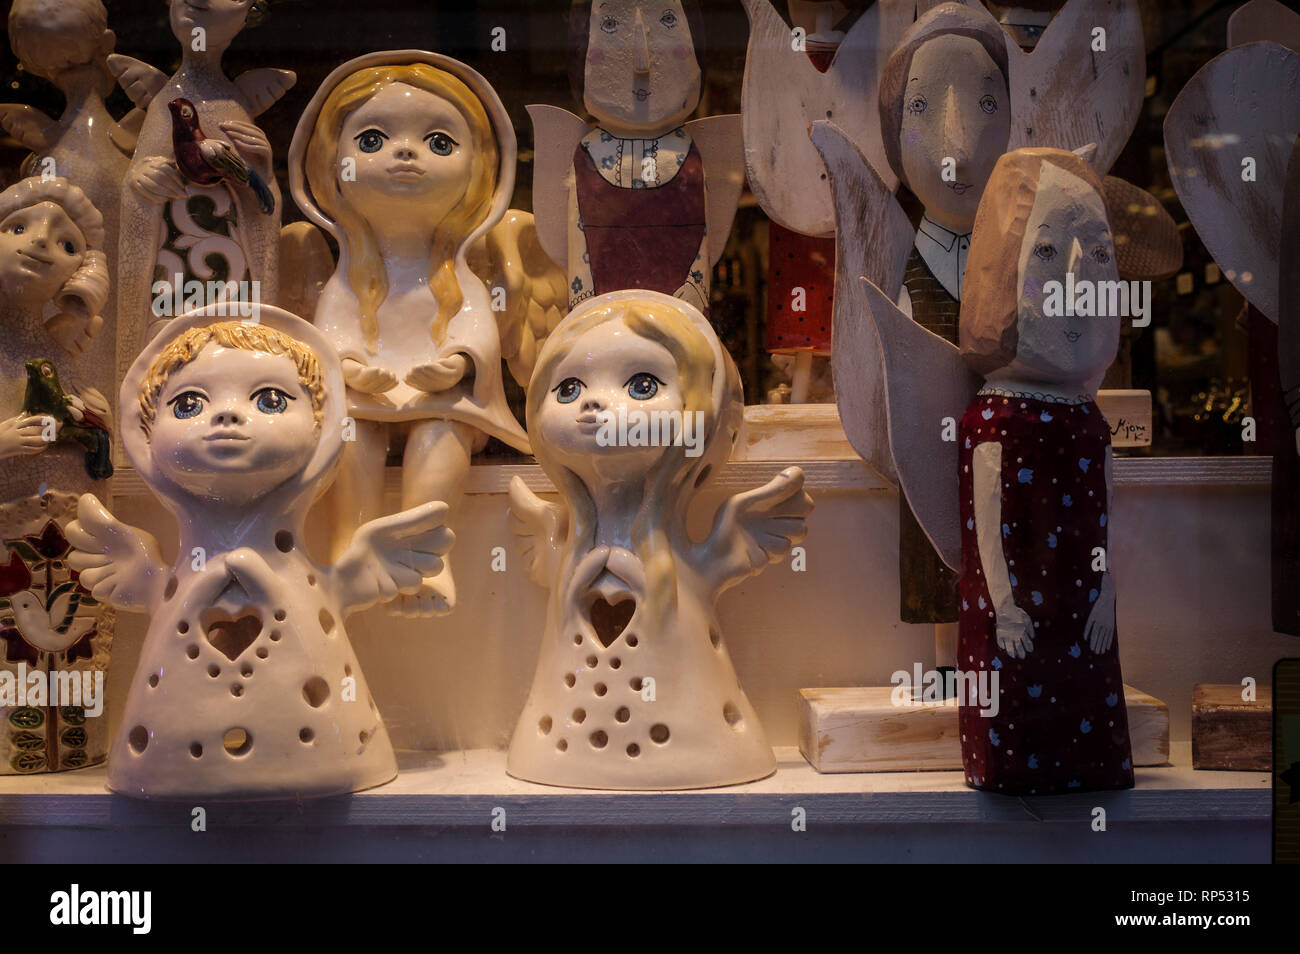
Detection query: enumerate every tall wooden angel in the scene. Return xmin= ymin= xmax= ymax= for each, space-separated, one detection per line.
xmin=0 ymin=177 xmax=114 ymax=775
xmin=109 ymin=0 xmax=293 ymax=379
xmin=288 ymin=50 xmax=563 ymax=616
xmin=529 ymin=0 xmax=745 ymax=316
xmin=1 ymin=0 xmax=136 ymax=394
xmin=507 ymin=291 xmax=812 ymax=790
xmin=65 ymin=305 xmax=454 ymax=800
xmin=1164 ymin=37 xmax=1300 ymax=635
xmin=867 ymin=147 xmax=1134 ymax=794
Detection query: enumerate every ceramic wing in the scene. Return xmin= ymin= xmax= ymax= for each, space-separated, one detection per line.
xmin=527 ymin=104 xmax=590 ymax=269
xmin=106 ymin=54 xmax=167 ymax=110
xmin=235 ymin=68 xmax=297 ymax=117
xmin=508 ymin=476 xmax=568 ymax=588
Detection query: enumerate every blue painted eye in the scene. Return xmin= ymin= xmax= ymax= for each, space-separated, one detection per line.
xmin=427 ymin=132 xmax=457 ymax=156
xmin=12 ymin=223 xmax=24 ymax=234
xmin=554 ymin=378 xmax=583 ymax=404
xmin=979 ymin=94 xmax=998 ymax=115
xmin=626 ymin=373 xmax=661 ymax=400
xmin=355 ymin=129 xmax=386 ymax=153
xmin=1092 ymin=245 xmax=1111 ymax=265
xmin=254 ymin=388 xmax=289 ymax=414
xmin=1034 ymin=243 xmax=1057 ymax=262
xmin=660 ymin=11 xmax=678 ymax=28
xmin=171 ymin=392 xmax=204 ymax=419
xmin=60 ymin=240 xmax=77 ymax=255
xmin=907 ymin=94 xmax=927 ymax=115
xmin=601 ymin=15 xmax=618 ymax=32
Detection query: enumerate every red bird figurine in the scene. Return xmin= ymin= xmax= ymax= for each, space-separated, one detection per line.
xmin=167 ymin=98 xmax=275 ymax=214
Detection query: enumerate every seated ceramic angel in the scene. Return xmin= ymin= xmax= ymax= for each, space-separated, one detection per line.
xmin=288 ymin=50 xmax=559 ymax=616
xmin=865 ymin=148 xmax=1133 ymax=795
xmin=529 ymin=1 xmax=745 ymax=315
xmin=508 ymin=290 xmax=813 ymax=790
xmin=0 ymin=176 xmax=113 ymax=774
xmin=110 ymin=0 xmax=293 ymax=374
xmin=66 ymin=306 xmax=453 ymax=799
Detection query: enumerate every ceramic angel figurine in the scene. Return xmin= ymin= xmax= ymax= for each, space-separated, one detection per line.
xmin=866 ymin=147 xmax=1133 ymax=794
xmin=66 ymin=306 xmax=454 ymax=800
xmin=110 ymin=0 xmax=293 ymax=379
xmin=0 ymin=176 xmax=113 ymax=774
xmin=288 ymin=50 xmax=540 ymax=616
xmin=507 ymin=290 xmax=812 ymax=790
xmin=529 ymin=0 xmax=745 ymax=315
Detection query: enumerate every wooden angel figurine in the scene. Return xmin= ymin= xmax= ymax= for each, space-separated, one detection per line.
xmin=66 ymin=306 xmax=453 ymax=800
xmin=866 ymin=148 xmax=1133 ymax=794
xmin=529 ymin=0 xmax=745 ymax=315
xmin=110 ymin=0 xmax=292 ymax=377
xmin=507 ymin=290 xmax=812 ymax=790
xmin=286 ymin=50 xmax=539 ymax=616
xmin=0 ymin=176 xmax=113 ymax=774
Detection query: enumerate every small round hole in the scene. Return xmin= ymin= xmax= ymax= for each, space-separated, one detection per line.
xmin=241 ymin=664 xmax=253 ymax=677
xmin=177 ymin=620 xmax=189 ymax=634
xmin=586 ymin=655 xmax=598 ymax=668
xmin=629 ymin=677 xmax=643 ymax=691
xmin=186 ymin=644 xmax=199 ymax=659
xmin=223 ymin=727 xmax=252 ymax=756
xmin=649 ymin=723 xmax=670 ymax=744
xmin=564 ymin=672 xmax=576 ymax=688
xmin=274 ymin=609 xmax=286 ymax=622
xmin=230 ymin=684 xmax=243 ymax=697
xmin=572 ymin=708 xmax=586 ymax=724
xmin=275 ymin=530 xmax=294 ymax=552
xmin=626 ymin=743 xmax=640 ymax=757
xmin=573 ymin=634 xmax=583 ymax=646
xmin=539 ymin=716 xmax=552 ymax=735
xmin=256 ymin=647 xmax=268 ymax=659
xmin=307 ymin=573 xmax=317 ymax=586
xmin=148 ymin=674 xmax=159 ymax=688
xmin=128 ymin=725 xmax=148 ymax=753
xmin=163 ymin=576 xmax=177 ymax=600
xmin=557 ymin=738 xmax=568 ymax=752
xmin=270 ymin=630 xmax=281 ymax=641
xmin=589 ymin=730 xmax=608 ymax=748
xmin=594 ymin=683 xmax=607 ymax=697
xmin=319 ymin=608 xmax=335 ymax=635
xmin=300 ymin=727 xmax=314 ymax=743
xmin=710 ymin=628 xmax=721 ymax=649
xmin=303 ymin=676 xmax=329 ymax=708
xmin=615 ymin=706 xmax=630 ymax=723
xmin=359 ymin=730 xmax=370 ymax=745
xmin=207 ymin=663 xmax=220 ymax=678
xmin=189 ymin=742 xmax=203 ymax=758
xmin=610 ymin=658 xmax=621 ymax=669
xmin=723 ymin=702 xmax=743 ymax=728
xmin=626 ymin=634 xmax=639 ymax=648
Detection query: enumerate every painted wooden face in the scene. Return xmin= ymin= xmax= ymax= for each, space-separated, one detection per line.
xmin=538 ymin=318 xmax=686 ymax=484
xmin=337 ymin=83 xmax=474 ymax=225
xmin=1008 ymin=162 xmax=1119 ymax=387
xmin=899 ymin=34 xmax=1010 ymax=232
xmin=0 ymin=201 xmax=85 ymax=307
xmin=150 ymin=343 xmax=317 ymax=507
xmin=582 ymin=0 xmax=701 ymax=134
xmin=169 ymin=0 xmax=251 ymax=51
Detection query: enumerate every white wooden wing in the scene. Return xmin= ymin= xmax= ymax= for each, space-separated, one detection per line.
xmin=526 ymin=104 xmax=590 ymax=269
xmin=685 ymin=114 xmax=746 ymax=266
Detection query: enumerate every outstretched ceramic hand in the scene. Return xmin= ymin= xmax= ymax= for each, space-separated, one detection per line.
xmin=405 ymin=353 xmax=468 ymax=393
xmin=1084 ymin=573 xmax=1117 ymax=654
xmin=129 ymin=155 xmax=189 ymax=204
xmin=332 ymin=500 xmax=455 ymax=613
xmin=341 ymin=357 xmax=398 ymax=395
xmin=0 ymin=414 xmax=50 ymax=460
xmin=995 ymin=601 xmax=1035 ymax=659
xmin=698 ymin=466 xmax=812 ymax=589
xmin=219 ymin=120 xmax=273 ymax=179
xmin=65 ymin=493 xmax=167 ymax=612
xmin=45 ymin=311 xmax=104 ymax=357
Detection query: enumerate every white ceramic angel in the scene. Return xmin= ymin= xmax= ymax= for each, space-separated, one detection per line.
xmin=65 ymin=305 xmax=454 ymax=799
xmin=1 ymin=0 xmax=137 ymax=403
xmin=507 ymin=290 xmax=813 ymax=790
xmin=109 ymin=0 xmax=293 ymax=380
xmin=529 ymin=0 xmax=745 ymax=315
xmin=287 ymin=50 xmax=549 ymax=617
xmin=0 ymin=176 xmax=113 ymax=774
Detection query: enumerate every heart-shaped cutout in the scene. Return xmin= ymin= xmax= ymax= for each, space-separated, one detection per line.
xmin=588 ymin=598 xmax=635 ymax=649
xmin=201 ymin=608 xmax=262 ymax=662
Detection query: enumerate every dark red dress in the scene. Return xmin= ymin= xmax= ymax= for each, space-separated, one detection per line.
xmin=957 ymin=393 xmax=1134 ymax=794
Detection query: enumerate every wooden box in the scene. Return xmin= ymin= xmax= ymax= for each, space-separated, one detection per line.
xmin=1191 ymin=684 xmax=1273 ymax=771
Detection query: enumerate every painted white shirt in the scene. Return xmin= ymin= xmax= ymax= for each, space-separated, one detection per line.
xmin=914 ymin=215 xmax=971 ymax=302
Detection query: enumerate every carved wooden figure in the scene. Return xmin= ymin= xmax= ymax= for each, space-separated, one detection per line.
xmin=109 ymin=0 xmax=293 ymax=382
xmin=0 ymin=177 xmax=113 ymax=775
xmin=289 ymin=50 xmax=536 ymax=616
xmin=866 ymin=148 xmax=1134 ymax=794
xmin=508 ymin=290 xmax=812 ymax=790
xmin=66 ymin=306 xmax=454 ymax=800
xmin=529 ymin=1 xmax=745 ymax=315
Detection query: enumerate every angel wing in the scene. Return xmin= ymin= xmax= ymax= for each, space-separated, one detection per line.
xmin=64 ymin=493 xmax=167 ymax=613
xmin=527 ymin=104 xmax=590 ymax=269
xmin=740 ymin=0 xmax=912 ymax=236
xmin=508 ymin=477 xmax=569 ymax=587
xmin=1000 ymin=0 xmax=1144 ymax=176
xmin=279 ymin=221 xmax=335 ymax=322
xmin=235 ymin=69 xmax=297 ymax=117
xmin=468 ymin=210 xmax=568 ymax=388
xmin=107 ymin=54 xmax=167 ymax=110
xmin=331 ymin=501 xmax=455 ymax=614
xmin=811 ymin=119 xmax=914 ymax=484
xmin=109 ymin=108 xmax=146 ymax=158
xmin=684 ymin=114 xmax=745 ymax=266
xmin=860 ymin=276 xmax=979 ymax=571
xmin=1165 ymin=42 xmax=1300 ymax=322
xmin=1229 ymin=0 xmax=1300 ymax=51
xmin=0 ymin=104 xmax=57 ymax=153
xmin=691 ymin=466 xmax=813 ymax=593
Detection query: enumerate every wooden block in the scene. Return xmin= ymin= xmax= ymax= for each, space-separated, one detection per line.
xmin=799 ymin=685 xmax=1169 ymax=773
xmin=1097 ymin=389 xmax=1152 ymax=448
xmin=736 ymin=404 xmax=856 ymax=461
xmin=1191 ymin=684 xmax=1273 ymax=771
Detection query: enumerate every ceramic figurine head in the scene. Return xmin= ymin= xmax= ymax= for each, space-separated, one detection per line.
xmin=7 ymin=0 xmax=115 ymax=94
xmin=960 ymin=147 xmax=1118 ymax=390
xmin=568 ymin=0 xmax=705 ymax=136
xmin=878 ymin=3 xmax=1011 ymax=233
xmin=293 ymin=52 xmax=511 ymax=354
xmin=122 ymin=306 xmax=346 ymax=523
xmin=168 ymin=0 xmax=263 ymax=51
xmin=0 ymin=177 xmax=108 ymax=322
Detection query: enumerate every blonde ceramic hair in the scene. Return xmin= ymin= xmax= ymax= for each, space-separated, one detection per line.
xmin=303 ymin=63 xmax=500 ymax=354
xmin=0 ymin=176 xmax=109 ymax=322
xmin=959 ymin=147 xmax=1107 ymax=377
xmin=8 ymin=0 xmax=111 ymax=83
xmin=137 ymin=322 xmax=326 ymax=438
xmin=527 ymin=300 xmax=721 ymax=619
